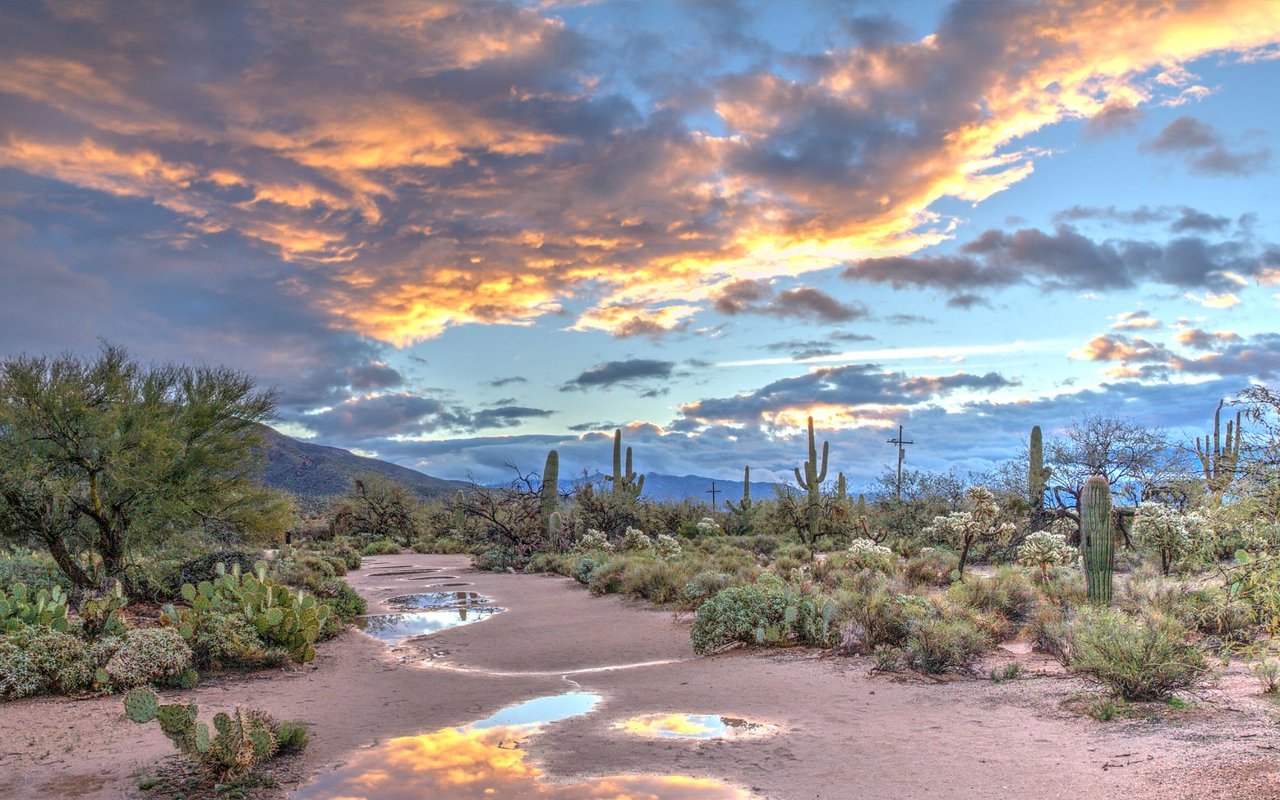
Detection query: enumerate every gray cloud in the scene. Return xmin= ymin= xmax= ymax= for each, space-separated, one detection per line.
xmin=1142 ymin=116 xmax=1271 ymax=176
xmin=560 ymin=358 xmax=676 ymax=391
xmin=845 ymin=224 xmax=1272 ymax=298
xmin=713 ymin=280 xmax=867 ymax=322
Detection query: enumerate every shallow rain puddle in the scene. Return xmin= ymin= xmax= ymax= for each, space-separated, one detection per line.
xmin=614 ymin=713 xmax=779 ymax=740
xmin=292 ymin=693 xmax=750 ymax=800
xmin=387 ymin=591 xmax=491 ymax=609
xmin=357 ymin=606 xmax=505 ymax=643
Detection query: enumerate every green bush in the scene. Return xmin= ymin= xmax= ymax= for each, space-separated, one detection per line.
xmin=0 ymin=550 xmax=74 ymax=594
xmin=361 ymin=539 xmax=402 ymax=556
xmin=691 ymin=586 xmax=776 ymax=654
xmin=1070 ymin=609 xmax=1208 ymax=700
xmin=315 ymin=578 xmax=366 ymax=638
xmin=571 ymin=555 xmax=601 ymax=585
xmin=186 ymin=612 xmax=285 ymax=671
xmin=103 ymin=628 xmax=195 ymax=689
xmin=838 ymin=588 xmax=914 ymax=652
xmin=586 ymin=558 xmax=627 ymax=596
xmin=179 ymin=552 xmax=260 ymax=593
xmin=619 ymin=558 xmax=688 ymax=605
xmin=1028 ymin=605 xmax=1074 ymax=663
xmin=903 ymin=549 xmax=959 ymax=588
xmin=682 ymin=571 xmax=735 ymax=608
xmin=274 ymin=721 xmax=310 ymax=755
xmin=903 ymin=617 xmax=992 ymax=674
xmin=946 ymin=567 xmax=1038 ymax=623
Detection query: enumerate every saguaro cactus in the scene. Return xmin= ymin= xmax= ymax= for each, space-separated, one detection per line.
xmin=540 ymin=450 xmax=559 ymax=521
xmin=1081 ymin=474 xmax=1114 ymax=605
xmin=606 ymin=428 xmax=644 ymax=501
xmin=725 ymin=466 xmax=754 ymax=534
xmin=1028 ymin=425 xmax=1050 ymax=511
xmin=793 ymin=416 xmax=829 ymax=542
xmin=1195 ymin=400 xmax=1243 ymax=500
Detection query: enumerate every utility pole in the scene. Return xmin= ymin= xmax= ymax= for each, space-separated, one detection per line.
xmin=706 ymin=480 xmax=720 ymax=509
xmin=887 ymin=424 xmax=914 ymax=501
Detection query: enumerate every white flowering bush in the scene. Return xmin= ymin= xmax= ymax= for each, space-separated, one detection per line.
xmin=1017 ymin=531 xmax=1077 ymax=580
xmin=621 ymin=527 xmax=653 ymax=551
xmin=846 ymin=538 xmax=896 ymax=573
xmin=654 ymin=533 xmax=683 ymax=559
xmin=695 ymin=517 xmax=724 ymax=536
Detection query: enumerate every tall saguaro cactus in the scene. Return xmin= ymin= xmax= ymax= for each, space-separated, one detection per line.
xmin=725 ymin=466 xmax=754 ymax=534
xmin=1195 ymin=400 xmax=1243 ymax=500
xmin=606 ymin=428 xmax=644 ymax=501
xmin=540 ymin=450 xmax=559 ymax=522
xmin=793 ymin=416 xmax=829 ymax=542
xmin=1081 ymin=474 xmax=1114 ymax=605
xmin=1028 ymin=425 xmax=1050 ymax=511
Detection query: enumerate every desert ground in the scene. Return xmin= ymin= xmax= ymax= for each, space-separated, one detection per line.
xmin=2 ymin=553 xmax=1278 ymax=800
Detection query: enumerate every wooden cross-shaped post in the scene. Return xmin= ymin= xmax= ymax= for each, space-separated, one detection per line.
xmin=706 ymin=480 xmax=720 ymax=509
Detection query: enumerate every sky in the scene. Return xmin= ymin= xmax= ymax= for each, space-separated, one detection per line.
xmin=1 ymin=0 xmax=1279 ymax=489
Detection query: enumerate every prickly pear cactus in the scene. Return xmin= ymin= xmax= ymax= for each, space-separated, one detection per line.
xmin=124 ymin=687 xmax=159 ymax=723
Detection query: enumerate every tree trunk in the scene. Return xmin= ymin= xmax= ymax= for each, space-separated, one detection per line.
xmin=40 ymin=533 xmax=95 ymax=589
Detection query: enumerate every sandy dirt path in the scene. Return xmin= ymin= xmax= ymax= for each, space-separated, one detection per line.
xmin=1 ymin=553 xmax=1277 ymax=799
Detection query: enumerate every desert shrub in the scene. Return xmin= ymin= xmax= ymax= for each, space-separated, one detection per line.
xmin=185 ymin=612 xmax=283 ymax=671
xmin=621 ymin=527 xmax=653 ymax=552
xmin=619 ymin=558 xmax=688 ymax=605
xmin=360 ymin=539 xmax=402 ymax=556
xmin=946 ymin=567 xmax=1038 ymax=623
xmin=274 ymin=721 xmax=310 ymax=755
xmin=873 ymin=644 xmax=902 ymax=672
xmin=837 ymin=588 xmax=915 ymax=652
xmin=586 ymin=557 xmax=627 ymax=595
xmin=1028 ymin=605 xmax=1074 ymax=663
xmin=903 ymin=617 xmax=992 ymax=674
xmin=1039 ymin=568 xmax=1088 ymax=611
xmin=903 ymin=549 xmax=959 ymax=588
xmin=1252 ymin=657 xmax=1280 ymax=693
xmin=315 ymin=578 xmax=366 ymax=638
xmin=571 ymin=555 xmax=601 ymax=584
xmin=654 ymin=533 xmax=683 ymax=560
xmin=846 ymin=538 xmax=896 ymax=573
xmin=0 ymin=626 xmax=93 ymax=699
xmin=104 ymin=628 xmax=195 ymax=689
xmin=1070 ymin=609 xmax=1208 ymax=700
xmin=691 ymin=585 xmax=776 ymax=653
xmin=1175 ymin=587 xmax=1256 ymax=644
xmin=742 ymin=535 xmax=780 ymax=555
xmin=775 ymin=543 xmax=812 ymax=562
xmin=682 ymin=571 xmax=735 ymax=607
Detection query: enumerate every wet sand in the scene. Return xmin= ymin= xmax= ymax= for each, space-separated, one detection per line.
xmin=1 ymin=553 xmax=1277 ymax=799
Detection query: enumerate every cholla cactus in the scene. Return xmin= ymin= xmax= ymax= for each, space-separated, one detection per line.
xmin=575 ymin=529 xmax=613 ymax=552
xmin=621 ymin=527 xmax=653 ymax=551
xmin=846 ymin=538 xmax=896 ymax=572
xmin=1017 ymin=530 xmax=1077 ymax=580
xmin=1133 ymin=502 xmax=1206 ymax=575
xmin=923 ymin=486 xmax=1015 ymax=579
xmin=654 ymin=533 xmax=683 ymax=560
xmin=695 ymin=517 xmax=723 ymax=536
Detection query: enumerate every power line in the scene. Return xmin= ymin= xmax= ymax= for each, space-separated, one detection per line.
xmin=887 ymin=424 xmax=914 ymax=501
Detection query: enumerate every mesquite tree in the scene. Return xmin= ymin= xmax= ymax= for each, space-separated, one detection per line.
xmin=0 ymin=343 xmax=282 ymax=592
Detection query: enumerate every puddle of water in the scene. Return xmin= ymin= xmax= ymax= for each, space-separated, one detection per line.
xmin=293 ymin=693 xmax=749 ymax=800
xmin=387 ymin=591 xmax=491 ymax=610
xmin=614 ymin=713 xmax=779 ymax=740
xmin=368 ymin=569 xmax=443 ymax=577
xmin=357 ymin=607 xmax=505 ymax=643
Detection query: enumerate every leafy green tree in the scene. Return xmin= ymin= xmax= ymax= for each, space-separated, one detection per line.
xmin=0 ymin=343 xmax=281 ymax=591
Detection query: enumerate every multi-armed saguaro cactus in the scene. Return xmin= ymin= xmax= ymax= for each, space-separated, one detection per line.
xmin=1028 ymin=425 xmax=1051 ymax=513
xmin=606 ymin=428 xmax=644 ymax=502
xmin=1080 ymin=474 xmax=1114 ymax=605
xmin=1195 ymin=400 xmax=1243 ymax=500
xmin=725 ymin=466 xmax=754 ymax=534
xmin=540 ymin=449 xmax=559 ymax=522
xmin=793 ymin=416 xmax=829 ymax=542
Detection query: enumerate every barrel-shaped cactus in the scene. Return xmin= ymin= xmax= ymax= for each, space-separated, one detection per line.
xmin=1081 ymin=474 xmax=1114 ymax=605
